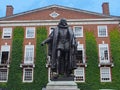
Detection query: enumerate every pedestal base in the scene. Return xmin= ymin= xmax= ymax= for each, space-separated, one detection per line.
xmin=46 ymin=81 xmax=80 ymax=90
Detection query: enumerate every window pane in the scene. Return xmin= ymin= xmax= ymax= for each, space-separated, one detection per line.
xmin=23 ymin=68 xmax=33 ymax=82
xmin=100 ymin=67 xmax=111 ymax=82
xmin=99 ymin=44 xmax=109 ymax=63
xmin=3 ymin=28 xmax=12 ymax=39
xmin=24 ymin=45 xmax=34 ymax=64
xmin=77 ymin=43 xmax=84 ymax=63
xmin=1 ymin=51 xmax=9 ymax=64
xmin=1 ymin=45 xmax=10 ymax=64
xmin=98 ymin=26 xmax=107 ymax=37
xmin=74 ymin=26 xmax=83 ymax=37
xmin=26 ymin=27 xmax=35 ymax=38
xmin=76 ymin=50 xmax=83 ymax=63
xmin=0 ymin=69 xmax=8 ymax=82
xmin=74 ymin=68 xmax=84 ymax=82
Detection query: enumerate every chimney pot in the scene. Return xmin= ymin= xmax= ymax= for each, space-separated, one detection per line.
xmin=6 ymin=5 xmax=14 ymax=17
xmin=102 ymin=2 xmax=110 ymax=15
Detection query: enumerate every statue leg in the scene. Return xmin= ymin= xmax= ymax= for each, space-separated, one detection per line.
xmin=56 ymin=50 xmax=61 ymax=75
xmin=64 ymin=52 xmax=69 ymax=77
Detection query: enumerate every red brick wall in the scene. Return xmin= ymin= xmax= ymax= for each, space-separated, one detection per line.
xmin=4 ymin=7 xmax=106 ymax=21
xmin=0 ymin=24 xmax=118 ymax=63
xmin=6 ymin=5 xmax=14 ymax=17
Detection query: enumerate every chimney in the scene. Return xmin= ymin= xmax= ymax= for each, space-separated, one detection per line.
xmin=102 ymin=2 xmax=110 ymax=15
xmin=6 ymin=5 xmax=14 ymax=16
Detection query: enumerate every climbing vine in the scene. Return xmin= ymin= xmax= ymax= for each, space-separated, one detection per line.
xmin=109 ymin=29 xmax=120 ymax=89
xmin=77 ymin=31 xmax=99 ymax=90
xmin=7 ymin=26 xmax=48 ymax=90
xmin=33 ymin=26 xmax=48 ymax=89
xmin=7 ymin=26 xmax=24 ymax=89
xmin=0 ymin=27 xmax=120 ymax=90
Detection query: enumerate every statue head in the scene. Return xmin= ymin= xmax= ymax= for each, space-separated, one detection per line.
xmin=58 ymin=18 xmax=68 ymax=28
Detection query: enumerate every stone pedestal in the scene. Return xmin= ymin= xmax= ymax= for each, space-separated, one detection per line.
xmin=46 ymin=81 xmax=80 ymax=90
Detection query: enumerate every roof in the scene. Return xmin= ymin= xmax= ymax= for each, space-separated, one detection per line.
xmin=0 ymin=4 xmax=119 ymax=21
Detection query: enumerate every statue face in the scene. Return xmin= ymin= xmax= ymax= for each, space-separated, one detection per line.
xmin=59 ymin=19 xmax=67 ymax=27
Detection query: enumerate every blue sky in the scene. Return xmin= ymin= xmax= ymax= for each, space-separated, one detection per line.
xmin=0 ymin=0 xmax=120 ymax=17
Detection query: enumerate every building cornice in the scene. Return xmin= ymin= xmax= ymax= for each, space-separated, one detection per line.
xmin=0 ymin=18 xmax=119 ymax=27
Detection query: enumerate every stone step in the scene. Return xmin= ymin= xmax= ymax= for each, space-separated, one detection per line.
xmin=46 ymin=81 xmax=80 ymax=90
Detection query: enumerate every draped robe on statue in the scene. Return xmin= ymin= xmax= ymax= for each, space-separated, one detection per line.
xmin=41 ymin=19 xmax=77 ymax=77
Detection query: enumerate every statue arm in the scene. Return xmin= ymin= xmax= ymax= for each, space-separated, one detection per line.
xmin=41 ymin=32 xmax=53 ymax=46
xmin=41 ymin=37 xmax=52 ymax=45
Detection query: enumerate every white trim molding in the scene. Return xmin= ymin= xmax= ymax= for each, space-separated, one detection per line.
xmin=0 ymin=18 xmax=119 ymax=26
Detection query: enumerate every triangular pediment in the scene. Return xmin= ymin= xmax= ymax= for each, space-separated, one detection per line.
xmin=0 ymin=5 xmax=114 ymax=21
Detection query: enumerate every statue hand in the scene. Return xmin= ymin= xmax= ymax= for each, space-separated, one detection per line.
xmin=41 ymin=42 xmax=45 ymax=46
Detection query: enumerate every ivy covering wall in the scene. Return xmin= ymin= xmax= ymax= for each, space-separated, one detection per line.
xmin=77 ymin=32 xmax=99 ymax=90
xmin=7 ymin=26 xmax=24 ymax=89
xmin=0 ymin=29 xmax=7 ymax=88
xmin=0 ymin=27 xmax=120 ymax=90
xmin=0 ymin=26 xmax=48 ymax=90
xmin=109 ymin=29 xmax=120 ymax=89
xmin=77 ymin=30 xmax=120 ymax=90
xmin=34 ymin=26 xmax=48 ymax=89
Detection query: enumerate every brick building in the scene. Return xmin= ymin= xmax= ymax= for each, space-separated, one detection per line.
xmin=0 ymin=2 xmax=120 ymax=90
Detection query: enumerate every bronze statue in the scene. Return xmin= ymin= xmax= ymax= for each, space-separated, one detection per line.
xmin=41 ymin=18 xmax=77 ymax=79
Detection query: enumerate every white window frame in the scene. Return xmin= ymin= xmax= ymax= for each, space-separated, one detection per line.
xmin=98 ymin=26 xmax=108 ymax=37
xmin=23 ymin=68 xmax=33 ymax=82
xmin=0 ymin=68 xmax=8 ymax=82
xmin=24 ymin=45 xmax=34 ymax=64
xmin=100 ymin=67 xmax=111 ymax=82
xmin=26 ymin=27 xmax=35 ymax=38
xmin=0 ymin=45 xmax=10 ymax=64
xmin=99 ymin=44 xmax=110 ymax=63
xmin=49 ymin=26 xmax=56 ymax=35
xmin=74 ymin=67 xmax=85 ymax=82
xmin=77 ymin=42 xmax=85 ymax=63
xmin=2 ymin=28 xmax=12 ymax=39
xmin=73 ymin=26 xmax=83 ymax=37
